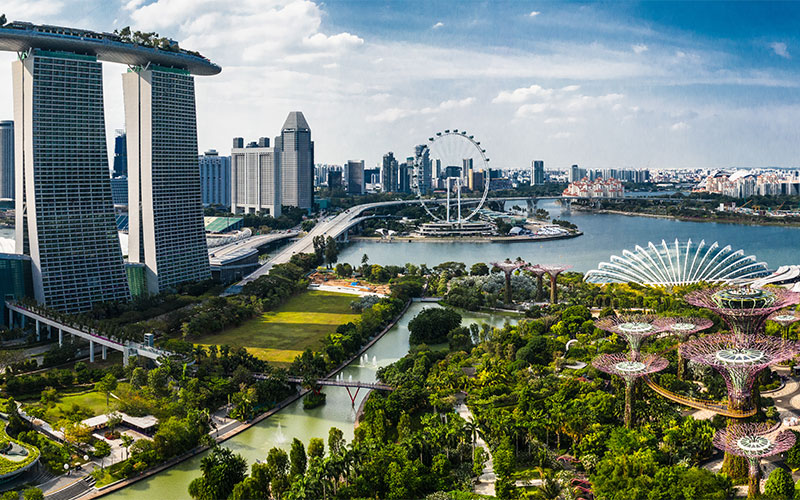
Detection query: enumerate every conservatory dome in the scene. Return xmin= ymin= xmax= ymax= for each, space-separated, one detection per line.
xmin=585 ymin=239 xmax=770 ymax=286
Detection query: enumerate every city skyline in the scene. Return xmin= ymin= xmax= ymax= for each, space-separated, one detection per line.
xmin=0 ymin=1 xmax=798 ymax=170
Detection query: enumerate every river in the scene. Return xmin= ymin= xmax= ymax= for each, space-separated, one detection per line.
xmin=105 ymin=302 xmax=517 ymax=499
xmin=336 ymin=199 xmax=800 ymax=272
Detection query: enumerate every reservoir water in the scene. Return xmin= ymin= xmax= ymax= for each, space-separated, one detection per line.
xmin=336 ymin=199 xmax=800 ymax=271
xmin=105 ymin=303 xmax=517 ymax=499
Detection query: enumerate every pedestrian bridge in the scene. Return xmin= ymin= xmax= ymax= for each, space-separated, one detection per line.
xmin=5 ymin=301 xmax=172 ymax=366
xmin=255 ymin=374 xmax=394 ymax=405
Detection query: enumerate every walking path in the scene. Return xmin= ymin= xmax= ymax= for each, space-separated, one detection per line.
xmin=455 ymin=402 xmax=495 ymax=497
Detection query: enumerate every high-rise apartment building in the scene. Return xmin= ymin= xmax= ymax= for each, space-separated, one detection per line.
xmin=199 ymin=149 xmax=231 ymax=207
xmin=531 ymin=160 xmax=545 ymax=185
xmin=346 ymin=160 xmax=365 ymax=195
xmin=230 ymin=138 xmax=281 ymax=216
xmin=382 ymin=152 xmax=398 ymax=192
xmin=13 ymin=50 xmax=130 ymax=311
xmin=112 ymin=129 xmax=127 ymax=177
xmin=569 ymin=164 xmax=587 ymax=183
xmin=123 ymin=67 xmax=211 ymax=294
xmin=276 ymin=112 xmax=313 ymax=211
xmin=0 ymin=121 xmax=13 ymax=200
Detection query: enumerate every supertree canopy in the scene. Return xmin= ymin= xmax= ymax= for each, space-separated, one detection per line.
xmin=664 ymin=316 xmax=715 ymax=379
xmin=713 ymin=422 xmax=796 ymax=498
xmin=593 ymin=353 xmax=668 ymax=428
xmin=594 ymin=315 xmax=673 ymax=356
xmin=490 ymin=260 xmax=523 ymax=304
xmin=537 ymin=264 xmax=572 ymax=304
xmin=524 ymin=264 xmax=548 ymax=302
xmin=679 ymin=333 xmax=799 ymax=412
xmin=684 ymin=287 xmax=800 ymax=338
xmin=769 ymin=309 xmax=800 ymax=340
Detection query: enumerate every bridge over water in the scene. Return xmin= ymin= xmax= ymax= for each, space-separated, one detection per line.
xmin=255 ymin=373 xmax=395 ymax=405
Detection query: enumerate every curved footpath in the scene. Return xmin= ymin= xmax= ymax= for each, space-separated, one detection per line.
xmin=79 ymin=299 xmax=414 ymax=499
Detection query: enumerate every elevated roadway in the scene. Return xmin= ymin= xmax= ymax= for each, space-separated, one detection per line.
xmin=236 ymin=193 xmax=702 ymax=287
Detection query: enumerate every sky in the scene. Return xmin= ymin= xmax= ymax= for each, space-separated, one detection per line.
xmin=0 ymin=0 xmax=799 ymax=170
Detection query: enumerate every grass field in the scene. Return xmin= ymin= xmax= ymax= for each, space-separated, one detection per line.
xmin=194 ymin=290 xmax=358 ymax=366
xmin=36 ymin=389 xmax=111 ymax=424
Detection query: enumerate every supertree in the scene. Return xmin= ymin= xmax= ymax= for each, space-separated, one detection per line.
xmin=524 ymin=264 xmax=548 ymax=302
xmin=713 ymin=422 xmax=795 ymax=498
xmin=592 ymin=353 xmax=668 ymax=428
xmin=594 ymin=315 xmax=673 ymax=357
xmin=769 ymin=309 xmax=800 ymax=340
xmin=685 ymin=287 xmax=800 ymax=339
xmin=490 ymin=260 xmax=523 ymax=304
xmin=679 ymin=333 xmax=799 ymax=415
xmin=664 ymin=316 xmax=714 ymax=379
xmin=538 ymin=265 xmax=572 ymax=304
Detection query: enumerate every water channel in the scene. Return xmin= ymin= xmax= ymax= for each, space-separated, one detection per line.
xmin=336 ymin=199 xmax=800 ymax=271
xmin=105 ymin=303 xmax=518 ymax=499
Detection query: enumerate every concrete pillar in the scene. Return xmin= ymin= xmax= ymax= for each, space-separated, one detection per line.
xmin=58 ymin=329 xmax=63 ymax=347
xmin=102 ymin=345 xmax=107 ymax=360
xmin=35 ymin=320 xmax=40 ymax=341
xmin=89 ymin=340 xmax=95 ymax=362
xmin=7 ymin=308 xmax=11 ymax=329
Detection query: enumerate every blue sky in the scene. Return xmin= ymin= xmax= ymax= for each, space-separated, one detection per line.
xmin=0 ymin=0 xmax=799 ymax=169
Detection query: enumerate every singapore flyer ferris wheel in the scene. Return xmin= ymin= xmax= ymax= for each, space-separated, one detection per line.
xmin=412 ymin=129 xmax=491 ymax=224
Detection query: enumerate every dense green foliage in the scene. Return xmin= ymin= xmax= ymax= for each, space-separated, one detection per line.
xmin=408 ymin=308 xmax=462 ymax=344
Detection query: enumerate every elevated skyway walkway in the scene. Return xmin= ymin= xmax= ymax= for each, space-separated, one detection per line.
xmin=5 ymin=301 xmax=173 ymax=366
xmin=643 ymin=375 xmax=756 ymax=418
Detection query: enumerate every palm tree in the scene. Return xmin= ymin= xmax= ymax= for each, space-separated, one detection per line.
xmin=530 ymin=468 xmax=563 ymax=500
xmin=463 ymin=420 xmax=479 ymax=453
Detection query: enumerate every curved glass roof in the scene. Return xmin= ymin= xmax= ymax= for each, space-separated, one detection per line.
xmin=585 ymin=239 xmax=770 ymax=286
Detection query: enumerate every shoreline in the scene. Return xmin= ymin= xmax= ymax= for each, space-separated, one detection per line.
xmin=86 ymin=299 xmax=414 ymax=499
xmin=350 ymin=231 xmax=582 ymax=244
xmin=576 ymin=207 xmax=800 ymax=228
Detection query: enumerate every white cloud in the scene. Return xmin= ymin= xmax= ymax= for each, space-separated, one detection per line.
xmin=432 ymin=22 xmax=444 ymax=29
xmin=368 ymin=97 xmax=476 ymax=123
xmin=493 ymin=85 xmax=553 ymax=103
xmin=770 ymin=42 xmax=790 ymax=59
xmin=2 ymin=0 xmax=64 ymax=20
xmin=670 ymin=121 xmax=690 ymax=131
xmin=632 ymin=44 xmax=648 ymax=54
xmin=548 ymin=132 xmax=571 ymax=140
xmin=529 ymin=11 xmax=540 ymax=17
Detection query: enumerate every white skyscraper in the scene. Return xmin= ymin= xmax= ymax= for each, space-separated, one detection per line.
xmin=123 ymin=67 xmax=211 ymax=294
xmin=13 ymin=51 xmax=129 ymax=311
xmin=231 ymin=138 xmax=281 ymax=216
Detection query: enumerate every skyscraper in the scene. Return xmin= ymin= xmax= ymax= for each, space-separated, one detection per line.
xmin=199 ymin=149 xmax=231 ymax=207
xmin=13 ymin=50 xmax=130 ymax=311
xmin=0 ymin=121 xmax=12 ymax=200
xmin=531 ymin=160 xmax=545 ymax=185
xmin=276 ymin=112 xmax=313 ymax=211
xmin=346 ymin=160 xmax=365 ymax=195
xmin=415 ymin=144 xmax=432 ymax=194
xmin=112 ymin=129 xmax=127 ymax=178
xmin=382 ymin=152 xmax=398 ymax=192
xmin=123 ymin=67 xmax=211 ymax=294
xmin=230 ymin=138 xmax=281 ymax=216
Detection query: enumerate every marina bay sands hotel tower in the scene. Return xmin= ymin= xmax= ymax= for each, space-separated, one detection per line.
xmin=0 ymin=22 xmax=220 ymax=311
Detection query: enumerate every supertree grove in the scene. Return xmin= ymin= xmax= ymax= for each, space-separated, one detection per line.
xmin=524 ymin=264 xmax=548 ymax=302
xmin=679 ymin=333 xmax=798 ymax=415
xmin=685 ymin=287 xmax=800 ymax=338
xmin=769 ymin=309 xmax=800 ymax=340
xmin=537 ymin=264 xmax=572 ymax=304
xmin=592 ymin=353 xmax=668 ymax=428
xmin=594 ymin=315 xmax=673 ymax=357
xmin=490 ymin=259 xmax=523 ymax=304
xmin=663 ymin=316 xmax=714 ymax=379
xmin=712 ymin=422 xmax=796 ymax=498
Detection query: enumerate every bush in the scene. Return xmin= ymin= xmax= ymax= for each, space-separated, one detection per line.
xmin=764 ymin=467 xmax=793 ymax=499
xmin=408 ymin=308 xmax=462 ymax=345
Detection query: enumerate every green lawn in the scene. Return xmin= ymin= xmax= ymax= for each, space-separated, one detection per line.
xmin=36 ymin=390 xmax=112 ymax=425
xmin=194 ymin=290 xmax=358 ymax=365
